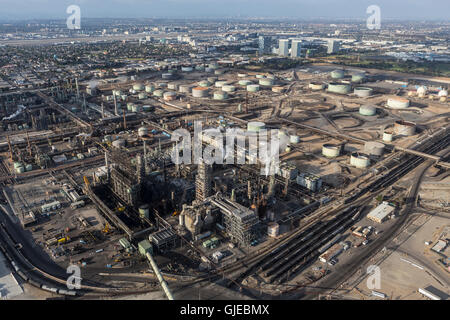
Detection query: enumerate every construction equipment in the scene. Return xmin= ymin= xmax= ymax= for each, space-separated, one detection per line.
xmin=102 ymin=222 xmax=111 ymax=234
xmin=83 ymin=176 xmax=90 ymax=188
xmin=172 ymin=211 xmax=179 ymax=217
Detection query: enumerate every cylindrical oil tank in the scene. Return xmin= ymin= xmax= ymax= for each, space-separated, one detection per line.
xmin=438 ymin=89 xmax=448 ymax=97
xmin=131 ymin=105 xmax=142 ymax=112
xmin=383 ymin=130 xmax=393 ymax=142
xmin=126 ymin=102 xmax=134 ymax=111
xmin=239 ymin=79 xmax=253 ymax=86
xmin=192 ymin=87 xmax=209 ymax=98
xmin=162 ymin=73 xmax=173 ymax=80
xmin=222 ymin=85 xmax=236 ymax=92
xmin=364 ymin=141 xmax=385 ymax=156
xmin=237 ymin=73 xmax=247 ymax=78
xmin=327 ymin=82 xmax=351 ymax=94
xmin=204 ymin=67 xmax=214 ymax=73
xmin=290 ymin=135 xmax=300 ymax=144
xmin=350 ymin=152 xmax=370 ymax=168
xmin=138 ymin=127 xmax=148 ymax=137
xmin=272 ymin=86 xmax=285 ymax=93
xmin=112 ymin=139 xmax=126 ymax=148
xmin=267 ymin=74 xmax=276 ymax=80
xmin=207 ymin=76 xmax=218 ymax=83
xmin=163 ymin=91 xmax=177 ymax=101
xmin=181 ymin=66 xmax=193 ymax=72
xmin=215 ymin=81 xmax=228 ymax=88
xmin=133 ymin=83 xmax=144 ymax=91
xmin=354 ymin=87 xmax=373 ymax=97
xmin=351 ymin=73 xmax=366 ymax=83
xmin=179 ymin=84 xmax=193 ymax=93
xmin=330 ymin=69 xmax=345 ymax=79
xmin=322 ymin=144 xmax=341 ymax=158
xmin=138 ymin=205 xmax=150 ymax=219
xmin=359 ymin=104 xmax=377 ymax=116
xmin=153 ymin=89 xmax=164 ymax=97
xmin=394 ymin=120 xmax=416 ymax=136
xmin=213 ymin=91 xmax=228 ymax=100
xmin=16 ymin=166 xmax=25 ymax=174
xmin=157 ymin=82 xmax=168 ymax=88
xmin=198 ymin=80 xmax=211 ymax=87
xmin=145 ymin=85 xmax=155 ymax=93
xmin=195 ymin=65 xmax=205 ymax=71
xmin=214 ymin=69 xmax=225 ymax=75
xmin=208 ymin=63 xmax=219 ymax=69
xmin=25 ymin=164 xmax=33 ymax=172
xmin=256 ymin=74 xmax=265 ymax=79
xmin=387 ymin=97 xmax=410 ymax=109
xmin=167 ymin=83 xmax=178 ymax=90
xmin=13 ymin=162 xmax=22 ymax=169
xmin=417 ymin=86 xmax=427 ymax=98
xmin=267 ymin=222 xmax=280 ymax=238
xmin=247 ymin=84 xmax=260 ymax=92
xmin=309 ymin=82 xmax=325 ymax=90
xmin=259 ymin=78 xmax=274 ymax=86
xmin=247 ymin=121 xmax=265 ymax=132
xmin=138 ymin=93 xmax=147 ymax=100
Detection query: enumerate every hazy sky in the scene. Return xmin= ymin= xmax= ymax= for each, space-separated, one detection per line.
xmin=0 ymin=0 xmax=449 ymax=20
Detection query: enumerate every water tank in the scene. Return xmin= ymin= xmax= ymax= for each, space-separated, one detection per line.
xmin=213 ymin=91 xmax=228 ymax=100
xmin=394 ymin=120 xmax=416 ymax=136
xmin=247 ymin=121 xmax=265 ymax=132
xmin=350 ymin=152 xmax=370 ymax=168
xmin=131 ymin=105 xmax=142 ymax=112
xmin=247 ymin=84 xmax=260 ymax=92
xmin=327 ymin=82 xmax=351 ymax=94
xmin=387 ymin=97 xmax=410 ymax=109
xmin=359 ymin=105 xmax=377 ymax=116
xmin=308 ymin=82 xmax=325 ymax=90
xmin=138 ymin=127 xmax=149 ymax=137
xmin=222 ymin=85 xmax=236 ymax=92
xmin=192 ymin=87 xmax=209 ymax=98
xmin=112 ymin=139 xmax=126 ymax=148
xmin=330 ymin=69 xmax=345 ymax=79
xmin=364 ymin=141 xmax=385 ymax=156
xmin=322 ymin=144 xmax=341 ymax=158
xmin=354 ymin=87 xmax=373 ymax=97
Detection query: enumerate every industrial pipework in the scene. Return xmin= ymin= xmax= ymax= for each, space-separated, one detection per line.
xmin=145 ymin=252 xmax=174 ymax=300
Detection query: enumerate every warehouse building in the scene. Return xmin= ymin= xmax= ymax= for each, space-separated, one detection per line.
xmin=367 ymin=201 xmax=395 ymax=223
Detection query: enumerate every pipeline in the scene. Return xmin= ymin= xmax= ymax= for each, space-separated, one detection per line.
xmin=145 ymin=252 xmax=174 ymax=300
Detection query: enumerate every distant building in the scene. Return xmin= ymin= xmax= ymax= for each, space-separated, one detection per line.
xmin=258 ymin=36 xmax=272 ymax=55
xmin=291 ymin=40 xmax=302 ymax=58
xmin=327 ymin=39 xmax=341 ymax=54
xmin=278 ymin=39 xmax=289 ymax=56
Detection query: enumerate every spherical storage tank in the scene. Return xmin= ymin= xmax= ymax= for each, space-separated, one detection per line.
xmin=387 ymin=97 xmax=410 ymax=109
xmin=327 ymin=82 xmax=351 ymax=94
xmin=359 ymin=105 xmax=377 ymax=116
xmin=417 ymin=86 xmax=427 ymax=98
xmin=213 ymin=91 xmax=228 ymax=100
xmin=247 ymin=84 xmax=260 ymax=92
xmin=309 ymin=82 xmax=325 ymax=91
xmin=322 ymin=144 xmax=341 ymax=158
xmin=354 ymin=87 xmax=373 ymax=98
xmin=192 ymin=87 xmax=209 ymax=98
xmin=394 ymin=120 xmax=416 ymax=136
xmin=138 ymin=127 xmax=148 ymax=137
xmin=364 ymin=141 xmax=385 ymax=156
xmin=330 ymin=69 xmax=345 ymax=79
xmin=247 ymin=121 xmax=265 ymax=132
xmin=350 ymin=152 xmax=370 ymax=168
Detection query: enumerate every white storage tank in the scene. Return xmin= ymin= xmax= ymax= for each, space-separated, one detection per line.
xmin=350 ymin=152 xmax=370 ymax=168
xmin=213 ymin=91 xmax=228 ymax=100
xmin=290 ymin=135 xmax=300 ymax=144
xmin=387 ymin=97 xmax=410 ymax=109
xmin=239 ymin=79 xmax=253 ymax=86
xmin=145 ymin=84 xmax=155 ymax=93
xmin=272 ymin=86 xmax=285 ymax=93
xmin=247 ymin=121 xmax=265 ymax=132
xmin=179 ymin=84 xmax=193 ymax=93
xmin=259 ymin=78 xmax=274 ymax=86
xmin=354 ymin=87 xmax=373 ymax=98
xmin=138 ymin=127 xmax=148 ymax=137
xmin=112 ymin=139 xmax=126 ymax=148
xmin=364 ymin=141 xmax=385 ymax=156
xmin=247 ymin=84 xmax=260 ymax=92
xmin=222 ymin=85 xmax=236 ymax=92
xmin=138 ymin=92 xmax=147 ymax=100
xmin=308 ymin=82 xmax=325 ymax=91
xmin=192 ymin=87 xmax=209 ymax=98
xmin=153 ymin=89 xmax=164 ymax=97
xmin=163 ymin=91 xmax=177 ymax=101
xmin=267 ymin=222 xmax=280 ymax=238
xmin=215 ymin=81 xmax=228 ymax=88
xmin=382 ymin=130 xmax=393 ymax=142
xmin=330 ymin=69 xmax=345 ymax=79
xmin=133 ymin=83 xmax=144 ymax=91
xmin=359 ymin=104 xmax=377 ymax=116
xmin=167 ymin=83 xmax=178 ymax=90
xmin=322 ymin=144 xmax=341 ymax=158
xmin=394 ymin=120 xmax=416 ymax=136
xmin=181 ymin=66 xmax=193 ymax=72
